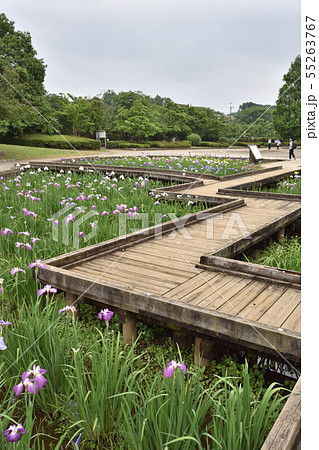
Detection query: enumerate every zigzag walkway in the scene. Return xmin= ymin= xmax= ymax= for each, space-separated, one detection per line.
xmin=31 ymin=158 xmax=301 ymax=363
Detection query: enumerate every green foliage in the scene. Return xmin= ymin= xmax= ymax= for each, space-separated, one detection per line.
xmin=11 ymin=133 xmax=101 ymax=150
xmin=205 ymin=362 xmax=289 ymax=450
xmin=244 ymin=236 xmax=301 ymax=272
xmin=0 ymin=13 xmax=47 ymax=137
xmin=121 ymin=365 xmax=215 ymax=450
xmin=113 ymin=98 xmax=162 ymax=141
xmin=273 ymin=56 xmax=301 ymax=139
xmin=235 ymin=104 xmax=274 ymax=124
xmin=103 ymin=140 xmax=191 ymax=149
xmin=186 ymin=133 xmax=202 ymax=146
xmin=61 ymin=329 xmax=144 ymax=446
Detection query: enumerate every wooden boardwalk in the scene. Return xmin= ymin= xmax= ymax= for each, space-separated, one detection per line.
xmin=32 ymin=158 xmax=301 ymax=362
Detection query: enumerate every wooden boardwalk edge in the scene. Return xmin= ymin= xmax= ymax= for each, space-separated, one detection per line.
xmin=209 ymin=207 xmax=301 ymax=258
xmin=261 ymin=377 xmax=301 ymax=450
xmin=197 ymin=255 xmax=301 ymax=288
xmin=37 ymin=265 xmax=301 ymax=362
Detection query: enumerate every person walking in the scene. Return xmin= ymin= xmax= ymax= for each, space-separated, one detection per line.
xmin=275 ymin=139 xmax=281 ymax=150
xmin=268 ymin=138 xmax=271 ymax=150
xmin=289 ymin=138 xmax=296 ymax=160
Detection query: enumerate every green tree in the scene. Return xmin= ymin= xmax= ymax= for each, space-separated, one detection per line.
xmin=162 ymin=102 xmax=191 ymax=140
xmin=0 ymin=13 xmax=47 ymax=136
xmin=235 ymin=104 xmax=274 ymax=124
xmin=273 ymin=55 xmax=301 ymax=139
xmin=113 ymin=98 xmax=162 ymax=141
xmin=61 ymin=95 xmax=108 ymax=137
xmin=186 ymin=106 xmax=224 ymax=141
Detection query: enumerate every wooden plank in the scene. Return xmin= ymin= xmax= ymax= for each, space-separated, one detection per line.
xmin=71 ymin=265 xmax=176 ymax=294
xmin=258 ymin=290 xmax=301 ymax=328
xmin=110 ymin=249 xmax=198 ymax=275
xmin=198 ymin=255 xmax=300 ymax=288
xmin=163 ymin=272 xmax=220 ymax=300
xmin=86 ymin=255 xmax=190 ymax=283
xmin=75 ymin=261 xmax=179 ymax=290
xmin=207 ymin=207 xmax=301 ymax=258
xmin=217 ymin=280 xmax=269 ymax=315
xmin=281 ymin=304 xmax=301 ymax=332
xmin=197 ymin=277 xmax=253 ymax=309
xmin=148 ymin=239 xmax=208 ymax=254
xmin=239 ymin=285 xmax=288 ymax=321
xmin=261 ymin=377 xmax=301 ymax=450
xmin=180 ymin=274 xmax=235 ymax=304
xmin=131 ymin=244 xmax=199 ymax=265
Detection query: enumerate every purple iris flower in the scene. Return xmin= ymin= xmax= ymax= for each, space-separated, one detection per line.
xmin=1 ymin=228 xmax=13 ymax=236
xmin=3 ymin=423 xmax=27 ymax=442
xmin=10 ymin=267 xmax=26 ymax=276
xmin=0 ymin=337 xmax=7 ymax=350
xmin=65 ymin=214 xmax=76 ymax=224
xmin=71 ymin=433 xmax=82 ymax=448
xmin=163 ymin=360 xmax=187 ymax=378
xmin=38 ymin=285 xmax=57 ymax=297
xmin=98 ymin=308 xmax=114 ymax=322
xmin=29 ymin=259 xmax=46 ymax=269
xmin=0 ymin=320 xmax=11 ymax=350
xmin=0 ymin=320 xmax=12 ymax=328
xmin=58 ymin=305 xmax=77 ymax=315
xmin=22 ymin=364 xmax=48 ymax=390
xmin=18 ymin=231 xmax=31 ymax=236
xmin=13 ymin=377 xmax=39 ymax=396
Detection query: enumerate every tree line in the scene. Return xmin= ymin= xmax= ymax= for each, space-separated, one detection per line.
xmin=0 ymin=13 xmax=301 ymax=143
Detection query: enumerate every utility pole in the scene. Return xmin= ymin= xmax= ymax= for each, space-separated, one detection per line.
xmin=229 ymin=102 xmax=233 ymax=117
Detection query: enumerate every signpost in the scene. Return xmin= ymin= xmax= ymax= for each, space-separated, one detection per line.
xmin=96 ymin=130 xmax=106 ymax=148
xmin=248 ymin=145 xmax=263 ymax=165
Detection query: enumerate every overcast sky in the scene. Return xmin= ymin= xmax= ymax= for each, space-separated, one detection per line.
xmin=3 ymin=0 xmax=300 ymax=113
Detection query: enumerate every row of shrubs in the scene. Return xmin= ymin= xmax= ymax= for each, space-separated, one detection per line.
xmin=103 ymin=140 xmax=192 ymax=149
xmin=2 ymin=134 xmax=101 ymax=150
xmin=1 ymin=134 xmax=300 ymax=150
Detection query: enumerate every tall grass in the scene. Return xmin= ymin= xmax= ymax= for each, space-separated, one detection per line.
xmin=204 ymin=363 xmax=288 ymax=449
xmin=120 ymin=361 xmax=288 ymax=450
xmin=121 ymin=363 xmax=217 ymax=449
xmin=61 ymin=328 xmax=145 ymax=446
xmin=244 ymin=237 xmax=301 ymax=272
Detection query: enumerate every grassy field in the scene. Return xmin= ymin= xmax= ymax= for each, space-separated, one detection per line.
xmin=0 ymin=143 xmax=100 ymax=161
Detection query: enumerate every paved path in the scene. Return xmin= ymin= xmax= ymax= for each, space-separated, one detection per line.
xmin=0 ymin=146 xmax=301 ymax=172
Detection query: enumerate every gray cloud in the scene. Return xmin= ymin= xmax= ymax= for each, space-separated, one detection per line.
xmin=3 ymin=0 xmax=300 ymax=113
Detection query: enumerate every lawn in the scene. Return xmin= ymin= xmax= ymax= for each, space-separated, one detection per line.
xmin=0 ymin=143 xmax=99 ymax=161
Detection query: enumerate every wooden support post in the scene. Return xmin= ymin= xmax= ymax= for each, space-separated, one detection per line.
xmin=118 ymin=309 xmax=137 ymax=345
xmin=276 ymin=227 xmax=285 ymax=242
xmin=250 ymin=248 xmax=260 ymax=259
xmin=194 ymin=336 xmax=215 ymax=367
xmin=65 ymin=292 xmax=80 ymax=320
xmin=173 ymin=331 xmax=194 ymax=351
